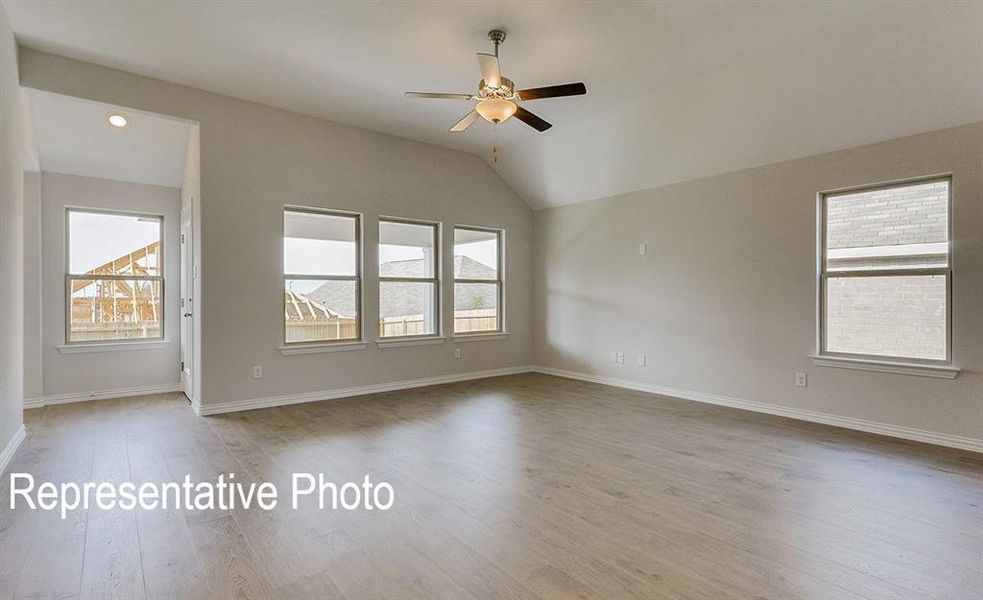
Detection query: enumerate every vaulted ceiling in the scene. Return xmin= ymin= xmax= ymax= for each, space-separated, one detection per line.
xmin=5 ymin=1 xmax=982 ymax=208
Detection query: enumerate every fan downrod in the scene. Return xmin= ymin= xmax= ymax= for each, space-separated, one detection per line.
xmin=487 ymin=29 xmax=506 ymax=55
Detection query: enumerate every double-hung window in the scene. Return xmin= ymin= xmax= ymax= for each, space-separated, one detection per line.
xmin=819 ymin=176 xmax=951 ymax=363
xmin=453 ymin=226 xmax=503 ymax=334
xmin=378 ymin=218 xmax=440 ymax=338
xmin=66 ymin=209 xmax=164 ymax=343
xmin=283 ymin=208 xmax=361 ymax=344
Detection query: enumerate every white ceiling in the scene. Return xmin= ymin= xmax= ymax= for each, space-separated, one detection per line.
xmin=6 ymin=1 xmax=981 ymax=208
xmin=29 ymin=90 xmax=191 ymax=187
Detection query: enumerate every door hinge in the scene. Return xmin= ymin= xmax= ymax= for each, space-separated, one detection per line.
xmin=180 ymin=361 xmax=185 ymax=371
xmin=181 ymin=233 xmax=185 ymax=244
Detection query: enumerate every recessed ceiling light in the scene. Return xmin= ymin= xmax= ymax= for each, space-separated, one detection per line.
xmin=108 ymin=113 xmax=128 ymax=128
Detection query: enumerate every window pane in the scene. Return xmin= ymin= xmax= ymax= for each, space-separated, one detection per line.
xmin=379 ymin=221 xmax=436 ymax=278
xmin=69 ymin=278 xmax=162 ymax=342
xmin=454 ymin=228 xmax=498 ymax=280
xmin=454 ymin=282 xmax=499 ymax=333
xmin=284 ymin=211 xmax=357 ymax=276
xmin=285 ymin=279 xmax=358 ymax=342
xmin=379 ymin=281 xmax=437 ymax=337
xmin=825 ymin=180 xmax=949 ymax=271
xmin=69 ymin=211 xmax=161 ymax=275
xmin=825 ymin=275 xmax=946 ymax=360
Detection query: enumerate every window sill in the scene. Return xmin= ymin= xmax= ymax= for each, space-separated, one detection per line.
xmin=278 ymin=341 xmax=368 ymax=356
xmin=452 ymin=332 xmax=509 ymax=343
xmin=375 ymin=336 xmax=446 ymax=349
xmin=58 ymin=340 xmax=170 ymax=354
xmin=809 ymin=355 xmax=958 ymax=379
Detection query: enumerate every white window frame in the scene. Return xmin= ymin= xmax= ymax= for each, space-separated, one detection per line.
xmin=816 ymin=174 xmax=953 ymax=369
xmin=453 ymin=225 xmax=504 ymax=335
xmin=378 ymin=217 xmax=441 ymax=340
xmin=65 ymin=207 xmax=165 ymax=345
xmin=282 ymin=206 xmax=363 ymax=346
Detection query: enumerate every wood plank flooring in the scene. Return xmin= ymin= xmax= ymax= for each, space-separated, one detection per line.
xmin=1 ymin=373 xmax=980 ymax=599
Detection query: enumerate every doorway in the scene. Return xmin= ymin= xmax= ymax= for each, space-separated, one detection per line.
xmin=180 ymin=204 xmax=193 ymax=398
xmin=23 ymin=88 xmax=201 ymax=404
xmin=179 ymin=125 xmax=200 ymax=403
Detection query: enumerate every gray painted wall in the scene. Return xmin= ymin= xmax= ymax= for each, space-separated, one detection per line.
xmin=0 ymin=5 xmax=24 ymax=457
xmin=23 ymin=171 xmax=41 ymax=400
xmin=19 ymin=49 xmax=533 ymax=408
xmin=533 ymin=122 xmax=983 ymax=441
xmin=35 ymin=172 xmax=182 ymax=396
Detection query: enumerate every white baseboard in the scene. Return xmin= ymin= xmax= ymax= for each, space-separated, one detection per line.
xmin=24 ymin=383 xmax=182 ymax=409
xmin=533 ymin=366 xmax=983 ymax=454
xmin=0 ymin=425 xmax=26 ymax=474
xmin=193 ymin=365 xmax=534 ymax=416
xmin=29 ymin=365 xmax=977 ymax=454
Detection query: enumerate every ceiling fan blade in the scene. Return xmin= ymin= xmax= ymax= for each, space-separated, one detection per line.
xmin=405 ymin=92 xmax=473 ymax=100
xmin=450 ymin=110 xmax=480 ymax=132
xmin=477 ymin=53 xmax=502 ymax=88
xmin=517 ymin=82 xmax=587 ymax=101
xmin=513 ymin=106 xmax=552 ymax=132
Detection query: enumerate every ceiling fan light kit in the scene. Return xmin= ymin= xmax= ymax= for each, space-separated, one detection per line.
xmin=476 ymin=97 xmax=516 ymax=124
xmin=405 ymin=29 xmax=587 ymax=133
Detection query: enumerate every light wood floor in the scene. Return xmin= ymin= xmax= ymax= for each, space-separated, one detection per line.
xmin=1 ymin=373 xmax=981 ymax=599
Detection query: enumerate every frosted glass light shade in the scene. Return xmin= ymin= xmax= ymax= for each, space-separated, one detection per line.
xmin=475 ymin=98 xmax=517 ymax=124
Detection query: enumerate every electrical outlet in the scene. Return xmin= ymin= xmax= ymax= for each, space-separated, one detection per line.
xmin=617 ymin=352 xmax=624 ymax=365
xmin=454 ymin=348 xmax=461 ymax=359
xmin=795 ymin=372 xmax=807 ymax=388
xmin=637 ymin=354 xmax=646 ymax=367
xmin=252 ymin=365 xmax=263 ymax=379
xmin=638 ymin=243 xmax=647 ymax=256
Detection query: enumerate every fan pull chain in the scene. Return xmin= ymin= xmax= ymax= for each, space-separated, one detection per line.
xmin=492 ymin=123 xmax=499 ymax=163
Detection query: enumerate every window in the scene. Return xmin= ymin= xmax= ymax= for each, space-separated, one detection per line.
xmin=66 ymin=209 xmax=164 ymax=343
xmin=283 ymin=208 xmax=361 ymax=344
xmin=453 ymin=226 xmax=502 ymax=334
xmin=378 ymin=218 xmax=439 ymax=338
xmin=819 ymin=176 xmax=951 ymax=363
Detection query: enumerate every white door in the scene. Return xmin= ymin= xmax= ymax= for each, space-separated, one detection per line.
xmin=180 ymin=205 xmax=194 ymax=400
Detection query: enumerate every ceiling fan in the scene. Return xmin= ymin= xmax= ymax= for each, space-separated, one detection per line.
xmin=405 ymin=29 xmax=587 ymax=133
